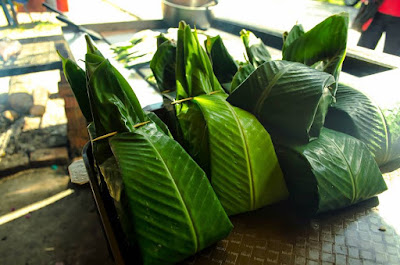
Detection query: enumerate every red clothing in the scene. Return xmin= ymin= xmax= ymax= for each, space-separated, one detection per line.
xmin=378 ymin=0 xmax=400 ymax=17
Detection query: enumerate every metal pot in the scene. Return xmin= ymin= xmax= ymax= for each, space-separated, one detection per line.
xmin=161 ymin=0 xmax=217 ymax=29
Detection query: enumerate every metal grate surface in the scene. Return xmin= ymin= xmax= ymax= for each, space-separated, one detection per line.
xmin=182 ymin=171 xmax=400 ymax=265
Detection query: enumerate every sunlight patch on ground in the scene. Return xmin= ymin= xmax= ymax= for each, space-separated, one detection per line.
xmin=0 ymin=189 xmax=74 ymax=226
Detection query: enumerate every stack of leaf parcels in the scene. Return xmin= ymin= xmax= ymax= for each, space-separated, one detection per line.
xmin=60 ymin=36 xmax=232 ymax=265
xmin=224 ymin=13 xmax=388 ymax=214
xmin=168 ymin=22 xmax=289 ymax=216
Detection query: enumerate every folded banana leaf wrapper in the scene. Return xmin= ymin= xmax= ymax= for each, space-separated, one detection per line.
xmin=274 ymin=127 xmax=387 ymax=215
xmin=150 ymin=35 xmax=177 ymax=93
xmin=226 ymin=52 xmax=386 ymax=215
xmin=171 ymin=22 xmax=288 ymax=216
xmin=325 ymin=83 xmax=400 ymax=167
xmin=227 ymin=60 xmax=335 ymax=143
xmin=60 ymin=36 xmax=232 ymax=265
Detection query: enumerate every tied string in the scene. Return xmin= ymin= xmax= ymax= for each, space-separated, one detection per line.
xmin=171 ymin=91 xmax=221 ymax=105
xmin=91 ymin=121 xmax=150 ymax=142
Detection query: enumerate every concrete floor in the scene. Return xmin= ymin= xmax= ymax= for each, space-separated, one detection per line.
xmin=0 ymin=167 xmax=114 ymax=265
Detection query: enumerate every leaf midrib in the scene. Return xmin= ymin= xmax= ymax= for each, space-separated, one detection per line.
xmin=324 ymin=135 xmax=356 ymax=203
xmin=360 ymin=91 xmax=391 ymax=164
xmin=254 ymin=63 xmax=294 ymax=116
xmin=141 ymin=131 xmax=199 ymax=251
xmin=223 ymin=100 xmax=255 ymax=209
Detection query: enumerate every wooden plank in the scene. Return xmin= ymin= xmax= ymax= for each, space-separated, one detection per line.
xmin=66 ymin=19 xmax=168 ymax=33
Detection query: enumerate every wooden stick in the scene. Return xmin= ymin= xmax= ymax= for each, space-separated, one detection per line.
xmin=91 ymin=121 xmax=150 ymax=142
xmin=133 ymin=121 xmax=150 ymax=128
xmin=171 ymin=97 xmax=194 ymax=105
xmin=92 ymin=131 xmax=118 ymax=142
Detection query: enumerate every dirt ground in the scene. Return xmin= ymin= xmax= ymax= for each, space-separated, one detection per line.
xmin=0 ymin=167 xmax=114 ymax=265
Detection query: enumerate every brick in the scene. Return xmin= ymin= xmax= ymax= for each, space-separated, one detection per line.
xmin=30 ymin=86 xmax=48 ymax=116
xmin=30 ymin=147 xmax=69 ymax=167
xmin=0 ymin=153 xmax=29 ymax=176
xmin=22 ymin=116 xmax=41 ymax=132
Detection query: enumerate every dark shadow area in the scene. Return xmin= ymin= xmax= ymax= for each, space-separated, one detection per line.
xmin=0 ymin=183 xmax=114 ymax=265
xmin=381 ymin=158 xmax=400 ymax=174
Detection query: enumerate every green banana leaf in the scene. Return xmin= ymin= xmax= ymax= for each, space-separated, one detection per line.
xmin=325 ymin=83 xmax=400 ymax=167
xmin=227 ymin=60 xmax=335 ymax=143
xmin=174 ymin=23 xmax=288 ymax=215
xmin=63 ymin=36 xmax=233 ymax=264
xmin=325 ymin=84 xmax=390 ymax=166
xmin=361 ymin=80 xmax=400 ymax=166
xmin=87 ymin=58 xmax=145 ymax=135
xmin=85 ymin=36 xmax=146 ymax=137
xmin=97 ymin=155 xmax=138 ymax=251
xmin=282 ymin=24 xmax=305 ymax=55
xmin=176 ymin=21 xmax=223 ymax=100
xmin=205 ymin=35 xmax=238 ymax=93
xmin=109 ymin=123 xmax=233 ymax=265
xmin=282 ymin=13 xmax=348 ymax=94
xmin=275 ymin=127 xmax=387 ymax=215
xmin=150 ymin=39 xmax=177 ymax=92
xmin=146 ymin=111 xmax=172 ymax=137
xmin=240 ymin=29 xmax=271 ymax=67
xmin=192 ymin=93 xmax=288 ymax=215
xmin=175 ymin=21 xmax=223 ymax=172
xmin=175 ymin=101 xmax=211 ymax=175
xmin=156 ymin=33 xmax=170 ymax=48
xmin=230 ymin=63 xmax=256 ymax=93
xmin=58 ymin=52 xmax=92 ymax=122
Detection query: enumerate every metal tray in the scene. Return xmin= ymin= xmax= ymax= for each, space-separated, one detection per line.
xmin=82 ymin=128 xmax=400 ymax=265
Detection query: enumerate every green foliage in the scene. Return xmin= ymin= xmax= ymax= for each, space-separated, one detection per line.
xmin=228 ymin=60 xmax=335 ymax=143
xmin=240 ymin=29 xmax=271 ymax=67
xmin=275 ymin=128 xmax=387 ymax=215
xmin=175 ymin=23 xmax=288 ymax=215
xmin=175 ymin=21 xmax=223 ymax=100
xmin=193 ymin=93 xmax=288 ymax=215
xmin=326 ymin=83 xmax=400 ymax=166
xmin=58 ymin=52 xmax=92 ymax=122
xmin=150 ymin=39 xmax=177 ymax=92
xmin=230 ymin=63 xmax=256 ymax=93
xmin=61 ymin=35 xmax=232 ymax=265
xmin=205 ymin=35 xmax=238 ymax=93
xmin=282 ymin=13 xmax=349 ymax=94
xmin=110 ymin=123 xmax=232 ymax=264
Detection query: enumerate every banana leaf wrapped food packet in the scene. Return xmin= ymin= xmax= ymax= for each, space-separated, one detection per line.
xmin=60 ymin=36 xmax=232 ymax=265
xmin=171 ymin=22 xmax=288 ymax=216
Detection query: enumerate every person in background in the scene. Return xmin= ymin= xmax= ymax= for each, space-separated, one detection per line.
xmin=357 ymin=0 xmax=400 ymax=56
